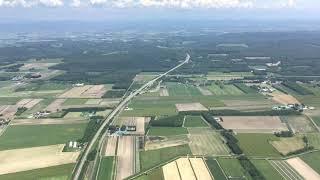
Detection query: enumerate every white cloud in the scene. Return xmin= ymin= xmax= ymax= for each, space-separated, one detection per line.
xmin=0 ymin=0 xmax=298 ymax=8
xmin=70 ymin=0 xmax=81 ymax=7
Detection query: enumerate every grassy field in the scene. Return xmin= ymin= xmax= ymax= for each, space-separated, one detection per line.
xmin=218 ymin=158 xmax=250 ymax=179
xmin=311 ymin=116 xmax=320 ymax=126
xmin=236 ymin=133 xmax=281 ymax=157
xmin=184 ymin=115 xmax=208 ymax=127
xmin=63 ymin=98 xmax=88 ymax=105
xmin=20 ymin=98 xmax=54 ymax=117
xmin=281 ymin=116 xmax=317 ymax=133
xmin=251 ymin=159 xmax=285 ymax=180
xmin=306 ymin=133 xmax=320 ymax=149
xmin=166 ymin=82 xmax=202 ymax=96
xmin=188 ymin=128 xmax=230 ymax=155
xmin=134 ymin=168 xmax=163 ymax=180
xmin=0 ymin=123 xmax=87 ymax=150
xmin=206 ymin=72 xmax=253 ymax=81
xmin=207 ymin=84 xmax=244 ymax=95
xmin=97 ymin=156 xmax=115 ymax=180
xmin=0 ymin=97 xmax=20 ymax=105
xmin=122 ymin=96 xmax=224 ymax=117
xmin=300 ymin=151 xmax=320 ymax=174
xmin=140 ymin=144 xmax=191 ymax=170
xmin=0 ymin=163 xmax=74 ymax=180
xmin=147 ymin=127 xmax=188 ymax=136
xmin=205 ymin=158 xmax=228 ymax=180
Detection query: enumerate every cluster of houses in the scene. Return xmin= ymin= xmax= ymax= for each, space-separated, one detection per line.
xmin=272 ymin=104 xmax=315 ymax=111
xmin=107 ymin=125 xmax=137 ymax=135
xmin=30 ymin=111 xmax=50 ymax=119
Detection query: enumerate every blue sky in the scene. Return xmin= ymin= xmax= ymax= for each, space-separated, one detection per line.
xmin=0 ymin=0 xmax=319 ymax=21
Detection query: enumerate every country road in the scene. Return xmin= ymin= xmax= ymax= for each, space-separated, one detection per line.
xmin=72 ymin=53 xmax=190 ymax=180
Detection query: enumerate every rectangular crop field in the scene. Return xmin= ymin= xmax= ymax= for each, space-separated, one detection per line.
xmin=217 ymin=158 xmax=249 ymax=179
xmin=207 ymin=84 xmax=244 ymax=95
xmin=188 ymin=128 xmax=229 ymax=155
xmin=148 ymin=127 xmax=188 ymax=136
xmin=184 ymin=116 xmax=208 ymax=127
xmin=219 ymin=116 xmax=288 ymax=133
xmin=286 ymin=157 xmax=320 ymax=180
xmin=251 ymin=160 xmax=285 ymax=180
xmin=0 ymin=163 xmax=75 ymax=180
xmin=140 ymin=144 xmax=191 ymax=170
xmin=268 ymin=160 xmax=303 ymax=180
xmin=205 ymin=158 xmax=227 ymax=180
xmin=0 ymin=123 xmax=87 ymax=150
xmin=236 ymin=133 xmax=281 ymax=157
xmin=97 ymin=156 xmax=115 ymax=180
xmin=166 ymin=82 xmax=202 ymax=96
xmin=281 ymin=116 xmax=317 ymax=133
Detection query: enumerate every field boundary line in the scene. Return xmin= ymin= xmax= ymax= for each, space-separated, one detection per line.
xmin=215 ymin=158 xmax=229 ymax=180
xmin=268 ymin=160 xmax=292 ymax=180
xmin=187 ymin=157 xmax=198 ymax=180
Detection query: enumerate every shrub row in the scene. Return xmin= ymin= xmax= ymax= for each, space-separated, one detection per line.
xmin=238 ymin=156 xmax=266 ymax=180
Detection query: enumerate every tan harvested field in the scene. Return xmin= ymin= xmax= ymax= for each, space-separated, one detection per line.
xmin=223 ymin=99 xmax=275 ymax=107
xmin=45 ymin=98 xmax=66 ymax=112
xmin=81 ymin=85 xmax=106 ymax=98
xmin=0 ymin=144 xmax=79 ymax=175
xmin=115 ymin=136 xmax=135 ymax=180
xmin=85 ymin=99 xmax=102 ymax=105
xmin=16 ymin=99 xmax=42 ymax=109
xmin=271 ymin=91 xmax=300 ymax=104
xmin=271 ymin=137 xmax=305 ymax=155
xmin=286 ymin=157 xmax=320 ymax=180
xmin=0 ymin=105 xmax=18 ymax=119
xmin=10 ymin=118 xmax=87 ymax=125
xmin=218 ymin=116 xmax=288 ymax=133
xmin=162 ymin=161 xmax=181 ymax=180
xmin=160 ymin=87 xmax=169 ymax=96
xmin=145 ymin=135 xmax=189 ymax=151
xmin=197 ymin=86 xmax=213 ymax=96
xmin=189 ymin=158 xmax=213 ymax=180
xmin=176 ymin=158 xmax=196 ymax=180
xmin=59 ymin=85 xmax=106 ymax=98
xmin=175 ymin=103 xmax=208 ymax=112
xmin=104 ymin=136 xmax=118 ymax=156
xmin=117 ymin=117 xmax=147 ymax=135
xmin=188 ymin=128 xmax=229 ymax=155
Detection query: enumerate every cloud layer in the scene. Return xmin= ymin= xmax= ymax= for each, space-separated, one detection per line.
xmin=0 ymin=0 xmax=297 ymax=8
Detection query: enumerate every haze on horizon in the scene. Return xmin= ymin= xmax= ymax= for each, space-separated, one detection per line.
xmin=0 ymin=0 xmax=319 ymax=22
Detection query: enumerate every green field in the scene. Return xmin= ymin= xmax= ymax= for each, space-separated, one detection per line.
xmin=0 ymin=163 xmax=74 ymax=180
xmin=122 ymin=96 xmax=224 ymax=116
xmin=301 ymin=151 xmax=320 ymax=174
xmin=63 ymin=98 xmax=88 ymax=105
xmin=166 ymin=82 xmax=202 ymax=96
xmin=184 ymin=115 xmax=208 ymax=127
xmin=207 ymin=84 xmax=244 ymax=95
xmin=205 ymin=158 xmax=228 ymax=180
xmin=19 ymin=98 xmax=54 ymax=117
xmin=311 ymin=116 xmax=320 ymax=126
xmin=97 ymin=156 xmax=115 ymax=180
xmin=0 ymin=123 xmax=87 ymax=150
xmin=0 ymin=97 xmax=20 ymax=105
xmin=306 ymin=133 xmax=320 ymax=149
xmin=218 ymin=158 xmax=250 ymax=179
xmin=147 ymin=127 xmax=188 ymax=136
xmin=236 ymin=133 xmax=281 ymax=157
xmin=134 ymin=168 xmax=163 ymax=180
xmin=140 ymin=144 xmax=191 ymax=170
xmin=251 ymin=159 xmax=284 ymax=180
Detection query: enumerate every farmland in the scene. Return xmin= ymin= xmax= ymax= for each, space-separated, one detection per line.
xmin=301 ymin=151 xmax=320 ymax=174
xmin=148 ymin=127 xmax=188 ymax=136
xmin=217 ymin=158 xmax=249 ymax=179
xmin=139 ymin=144 xmax=191 ymax=170
xmin=166 ymin=82 xmax=202 ymax=96
xmin=0 ymin=163 xmax=75 ymax=180
xmin=0 ymin=123 xmax=87 ymax=150
xmin=184 ymin=115 xmax=208 ymax=127
xmin=251 ymin=159 xmax=284 ymax=180
xmin=207 ymin=83 xmax=244 ymax=95
xmin=205 ymin=158 xmax=228 ymax=180
xmin=268 ymin=160 xmax=303 ymax=180
xmin=97 ymin=156 xmax=115 ymax=180
xmin=236 ymin=133 xmax=281 ymax=157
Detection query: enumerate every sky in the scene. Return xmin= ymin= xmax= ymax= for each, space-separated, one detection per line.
xmin=0 ymin=0 xmax=319 ymax=21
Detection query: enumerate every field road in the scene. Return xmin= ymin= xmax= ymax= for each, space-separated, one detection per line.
xmin=72 ymin=53 xmax=190 ymax=180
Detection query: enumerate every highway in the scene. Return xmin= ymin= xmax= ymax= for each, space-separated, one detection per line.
xmin=72 ymin=53 xmax=190 ymax=180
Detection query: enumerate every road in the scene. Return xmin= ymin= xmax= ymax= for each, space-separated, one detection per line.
xmin=72 ymin=53 xmax=190 ymax=180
